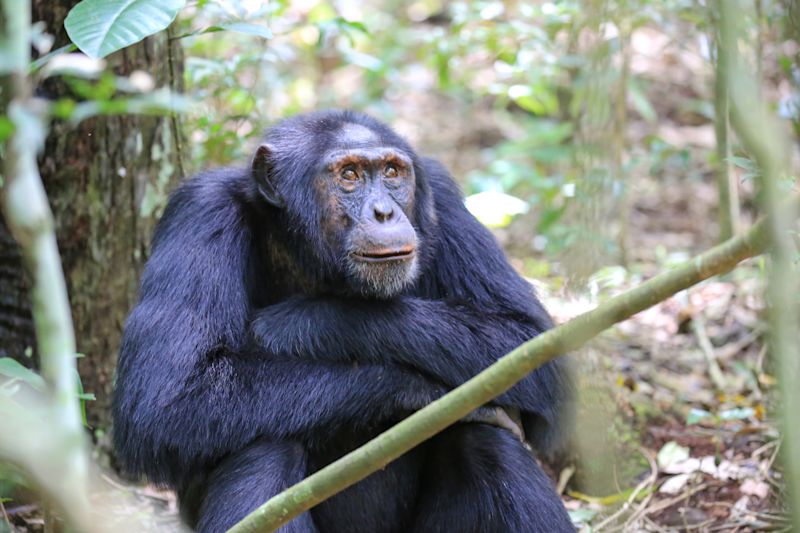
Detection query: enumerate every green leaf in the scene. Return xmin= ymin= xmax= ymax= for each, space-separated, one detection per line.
xmin=656 ymin=441 xmax=690 ymax=469
xmin=630 ymin=79 xmax=657 ymax=123
xmin=74 ymin=369 xmax=94 ymax=427
xmin=65 ymin=0 xmax=186 ymax=59
xmin=0 ymin=116 xmax=15 ymax=143
xmin=718 ymin=407 xmax=755 ymax=421
xmin=333 ymin=17 xmax=369 ymax=35
xmin=203 ymin=22 xmax=273 ymax=40
xmin=29 ymin=43 xmax=77 ymax=73
xmin=728 ymin=156 xmax=757 ymax=172
xmin=686 ymin=408 xmax=712 ymax=425
xmin=568 ymin=507 xmax=598 ymax=525
xmin=0 ymin=358 xmax=46 ymax=391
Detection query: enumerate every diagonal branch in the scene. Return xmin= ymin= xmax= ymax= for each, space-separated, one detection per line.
xmin=228 ymin=198 xmax=789 ymax=533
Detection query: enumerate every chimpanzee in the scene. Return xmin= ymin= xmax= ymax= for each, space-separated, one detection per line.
xmin=112 ymin=110 xmax=575 ymax=533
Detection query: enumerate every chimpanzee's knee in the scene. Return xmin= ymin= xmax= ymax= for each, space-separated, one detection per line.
xmin=412 ymin=424 xmax=574 ymax=533
xmin=192 ymin=439 xmax=317 ymax=533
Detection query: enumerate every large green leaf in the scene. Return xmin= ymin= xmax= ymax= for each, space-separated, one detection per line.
xmin=65 ymin=0 xmax=186 ymax=59
xmin=0 ymin=357 xmax=46 ymax=391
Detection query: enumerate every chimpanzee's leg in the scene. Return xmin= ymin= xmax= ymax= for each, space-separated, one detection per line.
xmin=411 ymin=424 xmax=574 ymax=533
xmin=194 ymin=439 xmax=317 ymax=533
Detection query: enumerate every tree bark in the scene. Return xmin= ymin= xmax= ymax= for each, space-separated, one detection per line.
xmin=0 ymin=1 xmax=185 ymax=428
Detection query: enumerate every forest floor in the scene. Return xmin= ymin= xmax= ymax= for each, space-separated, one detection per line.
xmin=533 ymin=174 xmax=788 ymax=531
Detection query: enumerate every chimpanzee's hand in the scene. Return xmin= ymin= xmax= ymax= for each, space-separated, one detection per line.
xmin=395 ymin=374 xmax=449 ymax=415
xmin=250 ymin=299 xmax=339 ymax=359
xmin=462 ymin=406 xmax=525 ymax=441
xmin=397 ymin=383 xmax=525 ymax=442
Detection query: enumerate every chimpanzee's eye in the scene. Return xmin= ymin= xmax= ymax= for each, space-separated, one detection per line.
xmin=385 ymin=164 xmax=399 ymax=178
xmin=341 ymin=167 xmax=359 ymax=181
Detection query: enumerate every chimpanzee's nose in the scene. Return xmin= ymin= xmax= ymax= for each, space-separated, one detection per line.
xmin=373 ymin=200 xmax=395 ymax=223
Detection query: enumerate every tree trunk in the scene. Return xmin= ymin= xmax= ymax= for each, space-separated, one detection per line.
xmin=0 ymin=1 xmax=185 ymax=429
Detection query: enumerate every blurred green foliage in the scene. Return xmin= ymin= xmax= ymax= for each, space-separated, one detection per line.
xmin=42 ymin=0 xmax=799 ymax=275
xmin=10 ymin=0 xmax=793 ymax=276
xmin=175 ymin=0 xmax=749 ymax=276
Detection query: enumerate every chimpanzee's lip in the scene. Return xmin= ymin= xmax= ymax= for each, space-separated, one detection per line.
xmin=351 ymin=247 xmax=416 ymax=263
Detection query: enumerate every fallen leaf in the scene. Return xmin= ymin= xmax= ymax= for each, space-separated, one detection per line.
xmin=662 ymin=458 xmax=701 ymax=475
xmin=699 ymin=456 xmax=718 ymax=476
xmin=740 ymin=479 xmax=770 ymax=499
xmin=660 ymin=474 xmax=692 ymax=494
xmin=657 ymin=441 xmax=690 ymax=470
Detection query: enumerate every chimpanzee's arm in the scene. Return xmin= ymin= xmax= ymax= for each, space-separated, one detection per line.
xmin=251 ymin=296 xmax=557 ymax=415
xmin=111 ymin=171 xmax=447 ymax=485
xmin=250 ymin=159 xmax=573 ymax=452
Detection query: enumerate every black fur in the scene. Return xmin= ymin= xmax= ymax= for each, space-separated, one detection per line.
xmin=113 ymin=110 xmax=574 ymax=532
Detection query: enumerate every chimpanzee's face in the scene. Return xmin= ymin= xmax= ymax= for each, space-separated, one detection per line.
xmin=251 ymin=121 xmax=422 ymax=298
xmin=316 ymin=124 xmax=420 ymax=297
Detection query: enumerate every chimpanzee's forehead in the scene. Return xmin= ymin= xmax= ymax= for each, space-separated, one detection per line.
xmin=337 ymin=123 xmax=379 ymax=147
xmin=320 ymin=122 xmax=413 ymax=163
xmin=322 ymin=147 xmax=413 ymax=169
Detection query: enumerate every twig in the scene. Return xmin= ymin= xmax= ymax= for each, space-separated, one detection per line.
xmin=682 ymin=517 xmax=716 ymax=530
xmin=619 ymin=450 xmax=661 ymax=531
xmin=761 ymin=439 xmax=784 ymax=490
xmin=556 ymin=465 xmax=575 ymax=495
xmin=594 ymin=447 xmax=658 ymax=531
xmin=766 ymin=439 xmax=782 ymax=472
xmin=643 ymin=515 xmax=670 ymax=532
xmin=716 ymin=324 xmax=764 ymax=360
xmin=43 ymin=506 xmax=53 ymax=533
xmin=755 ymin=344 xmax=768 ymax=375
xmin=0 ymin=499 xmax=14 ymax=532
xmin=752 ymin=438 xmax=781 ymax=486
xmin=707 ymin=518 xmax=774 ymax=531
xmin=750 ymin=510 xmax=792 ymax=524
xmin=99 ymin=473 xmax=133 ymax=492
xmin=691 ymin=312 xmax=727 ymax=391
xmin=640 ymin=482 xmax=710 ymax=518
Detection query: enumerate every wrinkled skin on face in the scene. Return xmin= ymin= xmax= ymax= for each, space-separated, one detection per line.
xmin=323 ymin=144 xmax=419 ymax=297
xmin=253 ymin=122 xmax=422 ymax=298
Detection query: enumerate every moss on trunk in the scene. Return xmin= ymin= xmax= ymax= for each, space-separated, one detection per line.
xmin=0 ymin=0 xmax=185 ymax=429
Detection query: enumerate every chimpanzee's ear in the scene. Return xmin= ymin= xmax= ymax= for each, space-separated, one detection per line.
xmin=251 ymin=143 xmax=285 ymax=208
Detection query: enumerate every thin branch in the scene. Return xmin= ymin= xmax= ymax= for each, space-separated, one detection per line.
xmin=228 ymin=198 xmax=786 ymax=533
xmin=0 ymin=0 xmax=88 ymax=525
xmin=712 ymin=0 xmax=740 ymax=241
xmin=594 ymin=447 xmax=657 ymax=531
xmin=691 ymin=313 xmax=727 ymax=391
xmin=0 ymin=498 xmax=11 ymax=532
xmin=719 ymin=0 xmax=800 ymax=528
xmin=0 ymin=397 xmax=192 ymax=533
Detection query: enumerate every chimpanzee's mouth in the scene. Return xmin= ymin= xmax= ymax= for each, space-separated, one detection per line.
xmin=351 ymin=247 xmax=416 ymax=263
